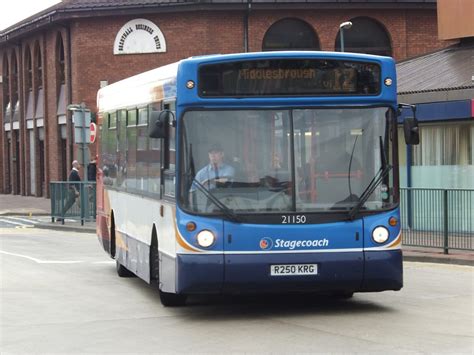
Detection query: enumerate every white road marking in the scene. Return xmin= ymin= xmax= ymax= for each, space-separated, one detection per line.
xmin=0 ymin=250 xmax=83 ymax=264
xmin=0 ymin=218 xmax=28 ymax=226
xmin=7 ymin=216 xmax=39 ymax=224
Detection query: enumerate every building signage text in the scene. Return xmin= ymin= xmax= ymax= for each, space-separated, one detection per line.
xmin=113 ymin=19 xmax=167 ymax=55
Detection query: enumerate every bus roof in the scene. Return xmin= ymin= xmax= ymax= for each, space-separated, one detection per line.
xmin=184 ymin=50 xmax=393 ymax=65
xmin=97 ymin=61 xmax=179 ymax=112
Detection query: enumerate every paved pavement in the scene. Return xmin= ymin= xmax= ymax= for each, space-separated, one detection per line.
xmin=0 ymin=193 xmax=472 ymax=266
xmin=0 ymin=194 xmax=96 ymax=233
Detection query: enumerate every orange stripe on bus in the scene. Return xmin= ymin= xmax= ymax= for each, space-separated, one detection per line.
xmin=172 ymin=208 xmax=201 ymax=253
xmin=115 ymin=230 xmax=128 ymax=251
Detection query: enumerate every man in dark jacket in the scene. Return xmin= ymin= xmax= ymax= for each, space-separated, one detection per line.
xmin=87 ymin=156 xmax=97 ymax=182
xmin=61 ymin=160 xmax=81 ymax=219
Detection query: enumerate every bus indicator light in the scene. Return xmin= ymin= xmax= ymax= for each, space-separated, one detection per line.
xmin=384 ymin=78 xmax=393 ymax=86
xmin=186 ymin=80 xmax=195 ymax=89
xmin=389 ymin=217 xmax=398 ymax=226
xmin=186 ymin=222 xmax=197 ymax=232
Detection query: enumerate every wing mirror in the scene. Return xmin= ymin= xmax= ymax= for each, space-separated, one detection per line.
xmin=149 ymin=110 xmax=175 ymax=139
xmin=399 ymin=103 xmax=419 ymax=145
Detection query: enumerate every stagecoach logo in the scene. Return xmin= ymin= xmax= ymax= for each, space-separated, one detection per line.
xmin=260 ymin=237 xmax=330 ymax=250
xmin=259 ymin=237 xmax=273 ymax=250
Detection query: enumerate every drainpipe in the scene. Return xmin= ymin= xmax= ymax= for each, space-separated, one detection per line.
xmin=243 ymin=0 xmax=251 ymax=52
xmin=66 ymin=25 xmax=73 ymax=167
xmin=19 ymin=40 xmax=26 ymax=196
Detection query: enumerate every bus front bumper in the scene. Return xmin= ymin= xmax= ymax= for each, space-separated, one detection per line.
xmin=175 ymin=250 xmax=402 ymax=294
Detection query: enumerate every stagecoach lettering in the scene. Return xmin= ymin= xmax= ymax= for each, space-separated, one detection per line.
xmin=274 ymin=238 xmax=329 ymax=250
xmin=281 ymin=215 xmax=307 ymax=224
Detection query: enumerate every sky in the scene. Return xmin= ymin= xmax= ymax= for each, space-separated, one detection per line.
xmin=0 ymin=0 xmax=61 ymax=31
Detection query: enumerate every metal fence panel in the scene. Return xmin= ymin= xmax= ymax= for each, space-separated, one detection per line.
xmin=400 ymin=188 xmax=473 ymax=253
xmin=50 ymin=181 xmax=96 ymax=225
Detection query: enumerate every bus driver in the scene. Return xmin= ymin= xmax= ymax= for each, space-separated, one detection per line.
xmin=193 ymin=143 xmax=235 ymax=190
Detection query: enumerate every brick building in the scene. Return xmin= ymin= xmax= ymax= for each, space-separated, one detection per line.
xmin=0 ymin=0 xmax=454 ymax=197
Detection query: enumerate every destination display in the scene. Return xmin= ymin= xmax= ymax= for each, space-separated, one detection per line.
xmin=199 ymin=59 xmax=381 ymax=97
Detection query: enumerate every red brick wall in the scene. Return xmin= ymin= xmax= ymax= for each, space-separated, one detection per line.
xmin=249 ymin=8 xmax=453 ymax=59
xmin=70 ymin=11 xmax=246 ymax=113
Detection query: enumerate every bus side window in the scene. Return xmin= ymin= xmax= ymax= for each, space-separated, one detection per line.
xmin=137 ymin=107 xmax=149 ymax=192
xmin=126 ymin=109 xmax=137 ymax=191
xmin=117 ymin=110 xmax=127 ymax=188
xmin=148 ymin=103 xmax=162 ymax=197
xmin=107 ymin=112 xmax=118 ymax=186
xmin=163 ymin=101 xmax=176 ymax=198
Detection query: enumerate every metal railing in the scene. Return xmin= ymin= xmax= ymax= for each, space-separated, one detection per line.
xmin=400 ymin=188 xmax=473 ymax=253
xmin=50 ymin=181 xmax=96 ymax=225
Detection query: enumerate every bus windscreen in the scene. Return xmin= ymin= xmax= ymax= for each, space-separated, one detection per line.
xmin=199 ymin=59 xmax=381 ymax=97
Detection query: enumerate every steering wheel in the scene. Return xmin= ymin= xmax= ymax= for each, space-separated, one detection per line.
xmin=200 ymin=176 xmax=233 ymax=188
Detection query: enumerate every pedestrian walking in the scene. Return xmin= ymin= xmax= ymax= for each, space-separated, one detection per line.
xmin=60 ymin=160 xmax=82 ymax=220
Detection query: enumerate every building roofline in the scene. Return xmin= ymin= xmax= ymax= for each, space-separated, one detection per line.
xmin=398 ymin=85 xmax=474 ymax=96
xmin=396 ymin=41 xmax=474 ymax=94
xmin=1 ymin=0 xmax=437 ymax=45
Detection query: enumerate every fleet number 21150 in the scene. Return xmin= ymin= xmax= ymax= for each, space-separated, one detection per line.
xmin=281 ymin=215 xmax=306 ymax=224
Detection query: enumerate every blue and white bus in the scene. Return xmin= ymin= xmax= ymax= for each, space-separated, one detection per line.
xmin=96 ymin=51 xmax=418 ymax=306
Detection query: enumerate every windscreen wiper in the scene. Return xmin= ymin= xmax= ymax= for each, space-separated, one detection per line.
xmin=347 ymin=164 xmax=392 ymax=220
xmin=192 ymin=179 xmax=241 ymax=223
xmin=348 ymin=136 xmax=391 ymax=220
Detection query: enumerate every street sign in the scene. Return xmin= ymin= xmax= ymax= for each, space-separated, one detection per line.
xmin=72 ymin=109 xmax=91 ymax=144
xmin=74 ymin=126 xmax=90 ymax=144
xmin=90 ymin=122 xmax=97 ymax=143
xmin=73 ymin=110 xmax=91 ymax=128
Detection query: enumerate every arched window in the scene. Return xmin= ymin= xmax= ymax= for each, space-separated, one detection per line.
xmin=263 ymin=18 xmax=320 ymax=51
xmin=25 ymin=47 xmax=35 ymax=121
xmin=56 ymin=34 xmax=65 ymax=85
xmin=33 ymin=41 xmax=44 ymax=123
xmin=11 ymin=52 xmax=18 ymax=106
xmin=25 ymin=47 xmax=33 ymax=91
xmin=34 ymin=42 xmax=42 ymax=89
xmin=335 ymin=17 xmax=392 ymax=56
xmin=2 ymin=54 xmax=10 ymax=111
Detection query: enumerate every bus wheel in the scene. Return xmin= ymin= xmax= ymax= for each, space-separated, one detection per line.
xmin=333 ymin=291 xmax=354 ymax=299
xmin=150 ymin=229 xmax=187 ymax=307
xmin=116 ymin=259 xmax=135 ymax=277
xmin=111 ymin=216 xmax=134 ymax=277
xmin=159 ymin=291 xmax=187 ymax=307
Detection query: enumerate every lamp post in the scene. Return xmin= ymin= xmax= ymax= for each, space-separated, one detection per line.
xmin=339 ymin=21 xmax=352 ymax=52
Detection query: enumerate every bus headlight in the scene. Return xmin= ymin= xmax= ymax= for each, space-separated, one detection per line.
xmin=196 ymin=230 xmax=215 ymax=248
xmin=372 ymin=226 xmax=389 ymax=244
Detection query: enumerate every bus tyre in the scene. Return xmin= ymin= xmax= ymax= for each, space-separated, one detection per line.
xmin=116 ymin=259 xmax=135 ymax=277
xmin=333 ymin=291 xmax=354 ymax=299
xmin=150 ymin=237 xmax=187 ymax=306
xmin=159 ymin=290 xmax=187 ymax=307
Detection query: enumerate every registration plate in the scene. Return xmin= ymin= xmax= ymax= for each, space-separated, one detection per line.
xmin=270 ymin=264 xmax=318 ymax=276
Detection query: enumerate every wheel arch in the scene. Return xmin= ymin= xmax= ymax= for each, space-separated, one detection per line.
xmin=110 ymin=209 xmax=116 ymax=258
xmin=149 ymin=223 xmax=159 ymax=284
